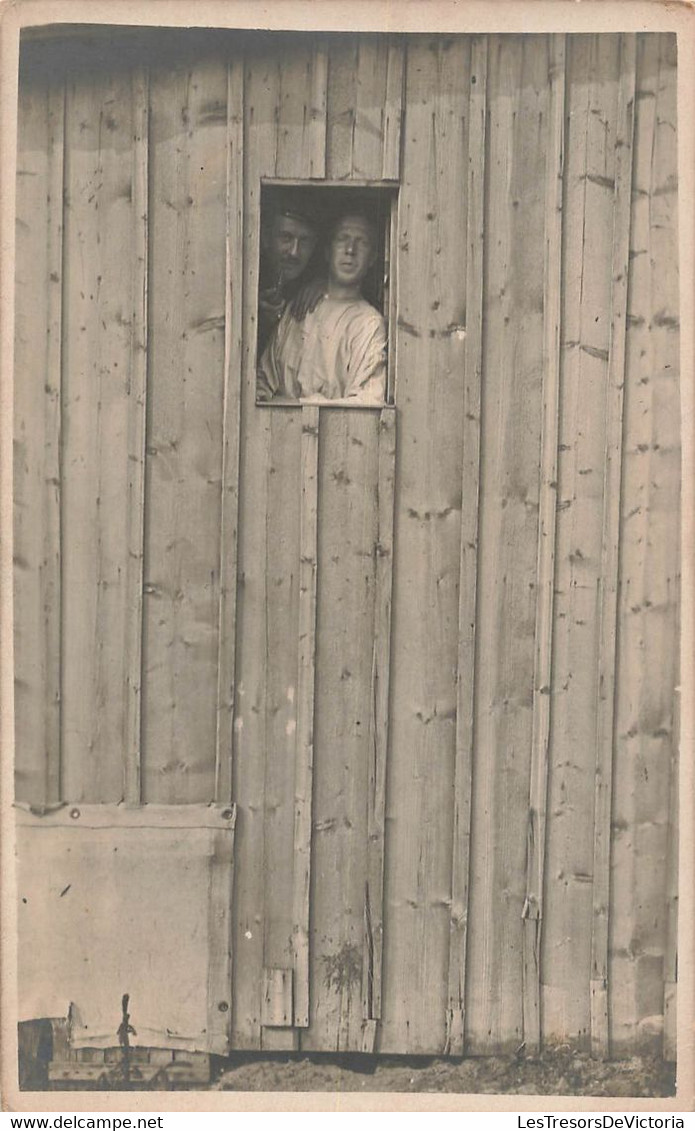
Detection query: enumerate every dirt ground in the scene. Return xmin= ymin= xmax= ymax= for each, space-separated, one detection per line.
xmin=212 ymin=1050 xmax=677 ymax=1098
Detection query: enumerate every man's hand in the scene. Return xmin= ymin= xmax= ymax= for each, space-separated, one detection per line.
xmin=258 ymin=287 xmax=286 ymax=324
xmin=289 ymin=277 xmax=327 ymax=321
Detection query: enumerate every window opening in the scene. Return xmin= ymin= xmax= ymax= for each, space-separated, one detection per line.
xmin=256 ymin=182 xmax=398 ymax=408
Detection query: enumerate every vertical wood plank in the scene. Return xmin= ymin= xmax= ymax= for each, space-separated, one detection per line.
xmin=215 ymin=59 xmax=244 ymax=806
xmin=303 ymin=410 xmax=380 ymax=1053
xmin=382 ymin=41 xmax=405 ymax=181
xmin=206 ymin=809 xmax=237 ymax=1055
xmin=261 ymin=41 xmax=326 ymax=1051
xmin=541 ymin=34 xmax=622 ymax=1048
xmin=123 ymin=66 xmax=149 ymax=807
xmin=611 ymin=32 xmax=680 ymax=1056
xmin=466 ymin=36 xmax=550 ymax=1054
xmin=275 ymin=46 xmax=309 ymax=180
xmin=142 ymin=59 xmax=227 ymax=804
xmin=231 ymin=52 xmax=276 ymax=1049
xmin=305 ymin=43 xmax=327 ymax=178
xmin=446 ymin=34 xmax=487 ymax=1058
xmin=325 ymin=35 xmax=401 ymax=183
xmin=352 ymin=39 xmax=390 ymax=180
xmin=363 ymin=406 xmax=397 ymax=1029
xmin=590 ymin=32 xmax=637 ymax=1059
xmin=13 ymin=78 xmax=64 ymax=806
xmin=522 ymin=34 xmax=566 ymax=1055
xmin=380 ymin=36 xmax=470 ymax=1056
xmin=61 ymin=70 xmax=144 ymax=803
xmin=261 ymin=406 xmax=302 ymax=1054
xmin=325 ymin=39 xmax=358 ymax=181
xmin=292 ymin=405 xmax=319 ymax=1028
xmin=663 ymin=687 xmax=679 ymax=1062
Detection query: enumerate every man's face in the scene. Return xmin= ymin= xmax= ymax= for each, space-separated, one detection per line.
xmin=266 ymin=213 xmax=317 ymax=283
xmin=327 ymin=215 xmax=376 ymax=289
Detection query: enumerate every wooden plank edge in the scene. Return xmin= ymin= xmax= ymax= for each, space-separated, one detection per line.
xmin=123 ymin=66 xmax=149 ymax=807
xmin=589 ymin=32 xmax=637 ymax=1061
xmin=522 ymin=33 xmax=566 ymax=1056
xmin=291 ymin=404 xmax=320 ymax=1028
xmin=446 ymin=34 xmax=488 ymax=1058
xmin=206 ymin=820 xmax=236 ymax=1056
xmin=382 ymin=40 xmax=405 ymax=181
xmin=663 ymin=683 xmax=679 ymax=1063
xmin=363 ymin=406 xmax=397 ymax=1024
xmin=307 ymin=44 xmax=328 ymax=179
xmin=44 ymin=79 xmax=66 ymax=806
xmin=215 ymin=59 xmax=245 ymax=805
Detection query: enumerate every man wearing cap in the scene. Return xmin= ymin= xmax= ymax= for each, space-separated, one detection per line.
xmin=257 ymin=210 xmax=386 ymax=406
xmin=257 ymin=200 xmax=322 ymax=355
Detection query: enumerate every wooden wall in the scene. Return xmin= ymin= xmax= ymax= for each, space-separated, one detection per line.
xmin=14 ymin=30 xmax=680 ymax=1059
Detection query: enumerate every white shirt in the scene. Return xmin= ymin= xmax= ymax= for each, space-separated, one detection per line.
xmin=257 ymin=295 xmax=387 ymax=405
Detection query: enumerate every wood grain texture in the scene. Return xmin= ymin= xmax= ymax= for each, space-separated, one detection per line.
xmin=379 ymin=36 xmax=470 ymax=1056
xmin=382 ymin=41 xmax=405 ymax=181
xmin=260 ymin=406 xmax=302 ymax=1054
xmin=446 ymin=34 xmax=487 ymax=1057
xmin=141 ymin=59 xmax=227 ymax=804
xmin=123 ymin=67 xmax=149 ymax=806
xmin=261 ymin=47 xmax=325 ymax=1050
xmin=306 ymin=43 xmax=328 ymax=178
xmin=13 ymin=77 xmax=64 ymax=806
xmin=541 ymin=34 xmax=622 ymax=1047
xmin=325 ymin=35 xmax=400 ymax=182
xmin=466 ymin=36 xmax=549 ymax=1054
xmin=230 ymin=52 xmax=276 ymax=1050
xmin=302 ymin=409 xmax=380 ymax=1052
xmin=522 ymin=34 xmax=566 ymax=1055
xmin=364 ymin=407 xmax=397 ymax=1026
xmin=590 ymin=32 xmax=637 ymax=1059
xmin=292 ymin=405 xmax=320 ymax=1029
xmin=610 ymin=33 xmax=679 ymax=1056
xmin=215 ymin=59 xmax=245 ymax=806
xmin=60 ymin=70 xmax=143 ymax=803
xmin=207 ymin=820 xmax=237 ymax=1055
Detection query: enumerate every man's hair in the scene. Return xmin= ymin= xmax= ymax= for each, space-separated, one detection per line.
xmin=267 ymin=196 xmax=318 ymax=233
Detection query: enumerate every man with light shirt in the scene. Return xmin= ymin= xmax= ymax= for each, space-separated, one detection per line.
xmin=257 ymin=211 xmax=387 ymax=406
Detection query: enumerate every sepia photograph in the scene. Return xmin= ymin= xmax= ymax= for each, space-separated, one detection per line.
xmin=1 ymin=0 xmax=691 ymax=1111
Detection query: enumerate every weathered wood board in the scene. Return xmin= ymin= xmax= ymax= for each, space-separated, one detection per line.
xmin=13 ymin=30 xmax=680 ymax=1059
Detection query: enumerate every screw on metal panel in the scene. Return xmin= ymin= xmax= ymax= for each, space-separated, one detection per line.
xmin=221 ymin=809 xmax=234 ymax=821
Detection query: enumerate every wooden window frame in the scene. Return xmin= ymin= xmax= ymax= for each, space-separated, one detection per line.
xmin=255 ymin=178 xmax=399 ymax=409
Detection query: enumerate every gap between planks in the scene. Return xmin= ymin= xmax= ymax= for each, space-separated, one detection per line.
xmin=47 ymin=80 xmax=66 ymax=806
xmin=446 ymin=34 xmax=487 ymax=1059
xmin=292 ymin=404 xmax=320 ymax=1028
xmin=521 ymin=34 xmax=566 ymax=1056
xmin=363 ymin=406 xmax=397 ymax=1034
xmin=215 ymin=60 xmax=245 ymax=805
xmin=124 ymin=66 xmax=149 ymax=807
xmin=590 ymin=32 xmax=637 ymax=1060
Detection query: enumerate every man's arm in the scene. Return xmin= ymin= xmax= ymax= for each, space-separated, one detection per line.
xmin=256 ymin=319 xmax=282 ymax=401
